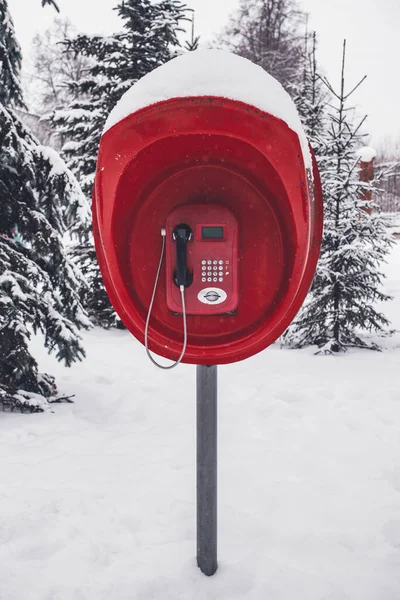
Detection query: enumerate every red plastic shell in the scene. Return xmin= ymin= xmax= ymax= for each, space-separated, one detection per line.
xmin=93 ymin=96 xmax=323 ymax=365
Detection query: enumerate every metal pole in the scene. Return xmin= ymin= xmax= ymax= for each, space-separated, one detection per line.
xmin=196 ymin=364 xmax=218 ymax=576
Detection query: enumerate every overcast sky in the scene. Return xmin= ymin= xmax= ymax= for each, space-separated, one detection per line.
xmin=8 ymin=0 xmax=397 ymax=149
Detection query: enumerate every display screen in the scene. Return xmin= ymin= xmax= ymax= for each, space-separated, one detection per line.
xmin=202 ymin=226 xmax=224 ymax=240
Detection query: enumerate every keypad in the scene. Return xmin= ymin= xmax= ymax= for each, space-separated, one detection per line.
xmin=200 ymin=259 xmax=229 ymax=284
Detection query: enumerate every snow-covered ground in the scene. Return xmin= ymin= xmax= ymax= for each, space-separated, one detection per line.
xmin=389 ymin=213 xmax=400 ymax=238
xmin=1 ymin=244 xmax=400 ymax=600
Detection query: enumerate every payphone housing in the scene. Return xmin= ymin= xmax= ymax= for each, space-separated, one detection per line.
xmin=93 ymin=95 xmax=323 ymax=365
xmin=166 ymin=204 xmax=239 ymax=315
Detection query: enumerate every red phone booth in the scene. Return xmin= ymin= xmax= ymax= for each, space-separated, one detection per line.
xmin=93 ymin=50 xmax=323 ymax=365
xmin=93 ymin=49 xmax=324 ymax=577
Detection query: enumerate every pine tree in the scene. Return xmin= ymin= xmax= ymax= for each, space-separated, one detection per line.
xmin=285 ymin=41 xmax=394 ymax=353
xmin=184 ymin=8 xmax=200 ymax=51
xmin=54 ymin=0 xmax=186 ymax=197
xmin=184 ymin=35 xmax=200 ymax=52
xmin=52 ymin=0 xmax=186 ymax=328
xmin=0 ymin=0 xmax=24 ymax=107
xmin=0 ymin=0 xmax=90 ymax=411
xmin=291 ymin=32 xmax=326 ymax=150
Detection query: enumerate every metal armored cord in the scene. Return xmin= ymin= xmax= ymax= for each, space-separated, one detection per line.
xmin=144 ymin=229 xmax=188 ymax=369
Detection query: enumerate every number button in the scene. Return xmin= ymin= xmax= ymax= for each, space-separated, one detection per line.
xmin=207 ymin=260 xmax=212 ymax=264
xmin=207 ymin=277 xmax=212 ymax=282
xmin=219 ymin=277 xmax=223 ymax=282
xmin=202 ymin=277 xmax=206 ymax=282
xmin=219 ymin=260 xmax=223 ymax=264
xmin=202 ymin=260 xmax=206 ymax=264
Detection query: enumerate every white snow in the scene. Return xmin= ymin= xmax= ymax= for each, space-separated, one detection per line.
xmin=37 ymin=145 xmax=70 ymax=176
xmin=103 ymin=49 xmax=312 ymax=169
xmin=13 ymin=390 xmax=48 ymax=411
xmin=357 ymin=146 xmax=377 ymax=162
xmin=62 ymin=140 xmax=80 ymax=153
xmin=1 ymin=245 xmax=400 ymax=599
xmin=390 ymin=214 xmax=400 ymax=237
xmin=36 ymin=144 xmax=91 ymax=227
xmin=0 ymin=273 xmax=28 ymax=301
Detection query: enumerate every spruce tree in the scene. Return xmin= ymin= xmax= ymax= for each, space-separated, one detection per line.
xmin=0 ymin=0 xmax=90 ymax=411
xmin=291 ymin=32 xmax=326 ymax=151
xmin=52 ymin=0 xmax=186 ymax=328
xmin=184 ymin=9 xmax=200 ymax=51
xmin=54 ymin=0 xmax=186 ymax=197
xmin=0 ymin=0 xmax=24 ymax=107
xmin=285 ymin=41 xmax=394 ymax=352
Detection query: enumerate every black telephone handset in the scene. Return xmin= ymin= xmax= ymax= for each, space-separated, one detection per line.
xmin=173 ymin=224 xmax=193 ymax=288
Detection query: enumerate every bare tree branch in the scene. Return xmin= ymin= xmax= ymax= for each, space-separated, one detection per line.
xmin=41 ymin=0 xmax=60 ymax=12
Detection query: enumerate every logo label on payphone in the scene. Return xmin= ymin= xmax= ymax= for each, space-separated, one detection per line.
xmin=198 ymin=288 xmax=227 ymax=305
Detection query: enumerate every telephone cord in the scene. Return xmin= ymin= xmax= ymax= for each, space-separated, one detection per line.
xmin=144 ymin=229 xmax=188 ymax=369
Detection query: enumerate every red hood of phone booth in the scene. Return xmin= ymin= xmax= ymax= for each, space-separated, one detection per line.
xmin=93 ymin=96 xmax=323 ymax=365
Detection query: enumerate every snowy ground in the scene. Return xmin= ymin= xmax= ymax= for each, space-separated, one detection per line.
xmin=390 ymin=214 xmax=400 ymax=237
xmin=1 ymin=245 xmax=400 ymax=600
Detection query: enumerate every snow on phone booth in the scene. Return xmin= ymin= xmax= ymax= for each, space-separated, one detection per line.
xmin=93 ymin=49 xmax=323 ymax=367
